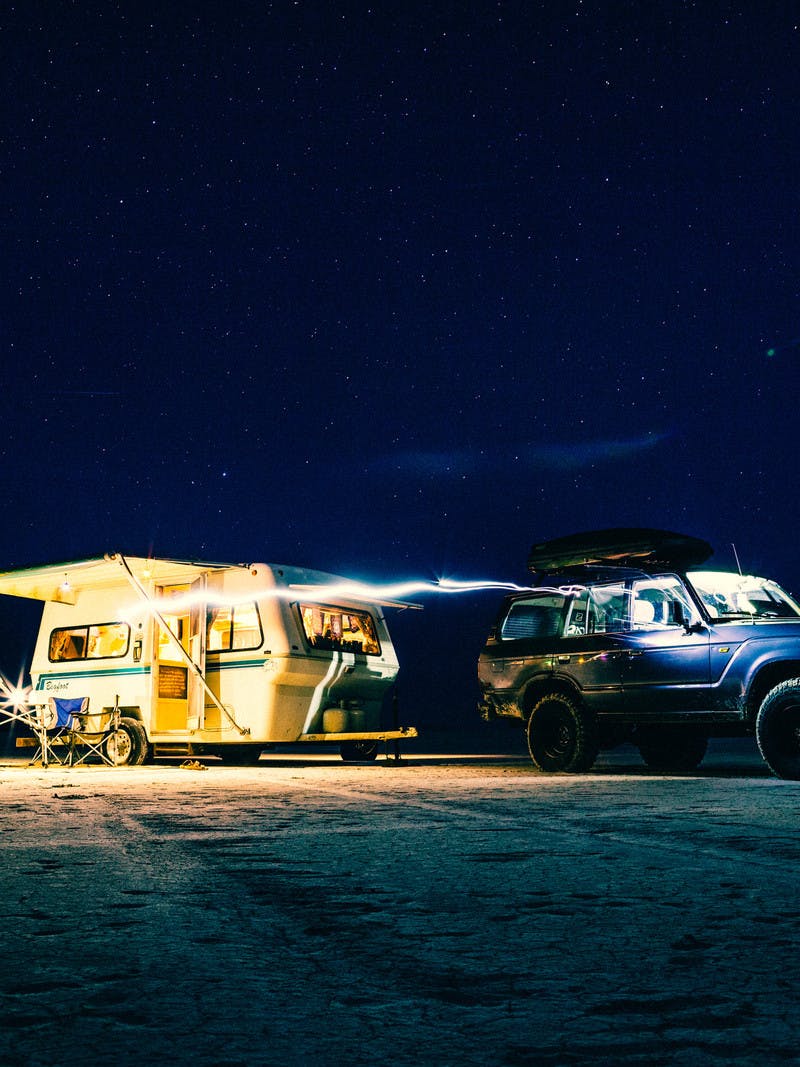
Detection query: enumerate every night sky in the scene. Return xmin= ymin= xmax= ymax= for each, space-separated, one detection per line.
xmin=3 ymin=3 xmax=799 ymax=725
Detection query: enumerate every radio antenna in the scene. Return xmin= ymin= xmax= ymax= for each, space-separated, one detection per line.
xmin=731 ymin=543 xmax=743 ymax=575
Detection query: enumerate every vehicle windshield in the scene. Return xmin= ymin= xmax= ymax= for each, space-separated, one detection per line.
xmin=687 ymin=571 xmax=800 ymax=620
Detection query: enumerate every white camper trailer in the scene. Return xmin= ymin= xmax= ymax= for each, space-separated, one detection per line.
xmin=0 ymin=554 xmax=417 ymax=765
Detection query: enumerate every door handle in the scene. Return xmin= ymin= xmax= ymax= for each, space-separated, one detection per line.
xmin=626 ymin=650 xmax=644 ymax=657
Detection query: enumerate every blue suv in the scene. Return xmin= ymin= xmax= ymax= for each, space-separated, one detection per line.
xmin=478 ymin=528 xmax=800 ymax=778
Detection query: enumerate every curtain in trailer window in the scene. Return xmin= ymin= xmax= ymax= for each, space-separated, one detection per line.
xmin=299 ymin=604 xmax=380 ymax=655
xmin=49 ymin=622 xmax=130 ymax=662
xmin=206 ymin=602 xmax=263 ymax=652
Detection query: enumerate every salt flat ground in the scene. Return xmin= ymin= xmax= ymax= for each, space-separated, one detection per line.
xmin=1 ymin=740 xmax=799 ymax=1066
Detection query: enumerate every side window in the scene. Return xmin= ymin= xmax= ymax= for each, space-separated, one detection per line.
xmin=564 ymin=590 xmax=590 ymax=636
xmin=499 ymin=594 xmax=566 ymax=639
xmin=49 ymin=622 xmax=130 ymax=662
xmin=49 ymin=627 xmax=86 ymax=660
xmin=207 ymin=607 xmax=232 ymax=651
xmin=631 ymin=577 xmax=694 ymax=630
xmin=231 ymin=602 xmax=263 ymax=649
xmin=207 ymin=602 xmax=263 ymax=652
xmin=299 ymin=604 xmax=381 ymax=655
xmin=86 ymin=623 xmax=130 ymax=658
xmin=588 ymin=584 xmax=628 ymax=634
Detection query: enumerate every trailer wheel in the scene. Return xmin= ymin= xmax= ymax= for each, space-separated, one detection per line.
xmin=340 ymin=741 xmax=379 ymax=762
xmin=222 ymin=744 xmax=263 ymax=765
xmin=106 ymin=717 xmax=149 ymax=767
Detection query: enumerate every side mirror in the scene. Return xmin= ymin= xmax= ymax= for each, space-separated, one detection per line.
xmin=674 ymin=602 xmax=704 ymax=634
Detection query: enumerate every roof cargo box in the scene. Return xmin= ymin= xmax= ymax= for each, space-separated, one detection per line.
xmin=527 ymin=528 xmax=713 ymax=574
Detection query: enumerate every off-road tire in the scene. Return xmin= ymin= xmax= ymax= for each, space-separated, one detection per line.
xmin=340 ymin=741 xmax=379 ymax=762
xmin=637 ymin=727 xmax=708 ymax=772
xmin=526 ymin=692 xmax=598 ymax=773
xmin=756 ymin=678 xmax=800 ymax=780
xmin=105 ymin=716 xmax=149 ymax=766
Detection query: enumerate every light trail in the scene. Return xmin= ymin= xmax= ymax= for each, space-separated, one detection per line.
xmin=0 ymin=577 xmax=590 ymax=709
xmin=115 ymin=577 xmax=600 ymax=626
xmin=119 ymin=576 xmax=540 ymax=620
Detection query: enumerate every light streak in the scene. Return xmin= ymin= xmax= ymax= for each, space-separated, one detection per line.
xmin=115 ymin=576 xmax=602 ymax=625
xmin=118 ymin=576 xmax=541 ymax=621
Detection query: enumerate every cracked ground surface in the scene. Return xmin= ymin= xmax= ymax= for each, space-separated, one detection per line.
xmin=1 ymin=741 xmax=798 ymax=1065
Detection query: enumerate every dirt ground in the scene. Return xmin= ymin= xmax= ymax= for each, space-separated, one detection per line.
xmin=1 ymin=739 xmax=799 ymax=1066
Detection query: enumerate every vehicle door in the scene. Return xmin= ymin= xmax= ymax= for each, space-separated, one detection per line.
xmin=556 ymin=581 xmax=629 ymax=712
xmin=621 ymin=575 xmax=711 ymax=715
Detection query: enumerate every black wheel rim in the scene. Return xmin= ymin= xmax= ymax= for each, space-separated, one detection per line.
xmin=770 ymin=702 xmax=800 ymax=752
xmin=531 ymin=704 xmax=575 ymax=767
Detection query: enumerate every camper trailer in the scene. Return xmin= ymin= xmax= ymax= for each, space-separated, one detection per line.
xmin=0 ymin=554 xmax=417 ymax=765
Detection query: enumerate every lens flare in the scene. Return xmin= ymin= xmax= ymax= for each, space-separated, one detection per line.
xmin=0 ymin=673 xmax=32 ymax=711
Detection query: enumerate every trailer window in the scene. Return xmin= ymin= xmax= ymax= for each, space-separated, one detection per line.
xmin=49 ymin=622 xmax=130 ymax=661
xmin=207 ymin=602 xmax=263 ymax=652
xmin=299 ymin=604 xmax=381 ymax=655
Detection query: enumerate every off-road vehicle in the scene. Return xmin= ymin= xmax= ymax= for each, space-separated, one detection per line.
xmin=478 ymin=528 xmax=800 ymax=778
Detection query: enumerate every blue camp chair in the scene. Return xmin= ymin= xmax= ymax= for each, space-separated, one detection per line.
xmin=30 ymin=697 xmax=88 ymax=767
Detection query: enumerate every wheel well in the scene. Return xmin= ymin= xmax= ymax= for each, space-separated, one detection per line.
xmin=521 ymin=677 xmax=582 ymax=720
xmin=117 ymin=706 xmax=143 ymax=721
xmin=747 ymin=663 xmax=800 ymax=722
xmin=114 ymin=706 xmax=148 ymax=739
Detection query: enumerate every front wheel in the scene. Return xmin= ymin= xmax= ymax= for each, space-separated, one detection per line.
xmin=756 ymin=679 xmax=800 ymax=779
xmin=526 ymin=692 xmax=598 ymax=773
xmin=105 ymin=716 xmax=149 ymax=766
xmin=637 ymin=727 xmax=708 ymax=772
xmin=340 ymin=741 xmax=379 ymax=762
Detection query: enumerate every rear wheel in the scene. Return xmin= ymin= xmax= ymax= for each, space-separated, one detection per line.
xmin=340 ymin=741 xmax=379 ymax=762
xmin=526 ymin=692 xmax=598 ymax=773
xmin=637 ymin=726 xmax=708 ymax=772
xmin=105 ymin=717 xmax=149 ymax=766
xmin=756 ymin=679 xmax=800 ymax=780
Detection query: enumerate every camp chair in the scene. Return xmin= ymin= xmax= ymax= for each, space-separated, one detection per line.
xmin=67 ymin=698 xmax=120 ymax=767
xmin=29 ymin=697 xmax=86 ymax=767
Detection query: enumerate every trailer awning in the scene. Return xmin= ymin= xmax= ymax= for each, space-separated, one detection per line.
xmin=288 ymin=584 xmax=423 ymax=610
xmin=0 ymin=554 xmax=233 ymax=604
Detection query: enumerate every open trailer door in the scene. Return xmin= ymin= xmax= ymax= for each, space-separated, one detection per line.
xmin=152 ymin=574 xmax=207 ymax=733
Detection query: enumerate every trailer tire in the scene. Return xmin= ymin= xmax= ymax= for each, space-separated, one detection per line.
xmin=222 ymin=744 xmax=263 ymax=766
xmin=106 ymin=717 xmax=149 ymax=767
xmin=340 ymin=741 xmax=379 ymax=762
